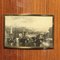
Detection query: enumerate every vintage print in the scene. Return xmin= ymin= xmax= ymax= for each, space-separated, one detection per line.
xmin=4 ymin=15 xmax=54 ymax=49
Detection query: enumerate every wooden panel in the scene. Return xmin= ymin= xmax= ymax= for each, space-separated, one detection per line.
xmin=0 ymin=0 xmax=60 ymax=60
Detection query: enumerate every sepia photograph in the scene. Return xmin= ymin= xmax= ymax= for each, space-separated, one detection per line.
xmin=4 ymin=15 xmax=54 ymax=49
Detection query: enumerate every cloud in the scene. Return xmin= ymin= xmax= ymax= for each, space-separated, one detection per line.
xmin=5 ymin=16 xmax=53 ymax=32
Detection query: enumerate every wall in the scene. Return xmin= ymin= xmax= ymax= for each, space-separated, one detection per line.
xmin=0 ymin=0 xmax=60 ymax=60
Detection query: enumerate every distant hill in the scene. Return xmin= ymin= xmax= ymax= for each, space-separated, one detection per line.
xmin=5 ymin=26 xmax=39 ymax=34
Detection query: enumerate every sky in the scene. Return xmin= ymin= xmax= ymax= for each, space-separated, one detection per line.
xmin=5 ymin=16 xmax=53 ymax=32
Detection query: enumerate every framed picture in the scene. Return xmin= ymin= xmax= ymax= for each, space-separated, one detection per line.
xmin=4 ymin=14 xmax=54 ymax=49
